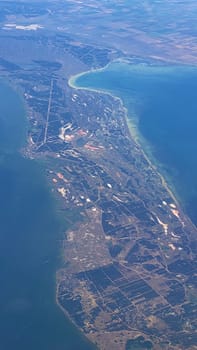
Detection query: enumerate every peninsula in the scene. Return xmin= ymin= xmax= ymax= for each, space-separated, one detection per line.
xmin=0 ymin=1 xmax=197 ymax=349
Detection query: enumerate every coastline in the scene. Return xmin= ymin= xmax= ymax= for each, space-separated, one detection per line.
xmin=56 ymin=63 xmax=197 ymax=350
xmin=55 ymin=275 xmax=97 ymax=350
xmin=0 ymin=77 xmax=96 ymax=350
xmin=0 ymin=77 xmax=28 ymax=152
xmin=68 ymin=64 xmax=180 ymax=207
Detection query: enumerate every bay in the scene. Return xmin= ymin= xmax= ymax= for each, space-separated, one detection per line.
xmin=72 ymin=61 xmax=197 ymax=225
xmin=0 ymin=80 xmax=94 ymax=350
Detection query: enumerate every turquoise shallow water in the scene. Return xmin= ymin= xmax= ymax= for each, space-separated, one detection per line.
xmin=0 ymin=80 xmax=95 ymax=349
xmin=73 ymin=62 xmax=197 ymax=225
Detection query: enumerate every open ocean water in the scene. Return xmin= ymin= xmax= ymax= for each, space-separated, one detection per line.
xmin=73 ymin=61 xmax=197 ymax=226
xmin=0 ymin=80 xmax=95 ymax=350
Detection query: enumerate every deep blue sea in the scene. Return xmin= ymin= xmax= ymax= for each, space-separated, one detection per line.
xmin=0 ymin=81 xmax=95 ymax=350
xmin=73 ymin=61 xmax=197 ymax=225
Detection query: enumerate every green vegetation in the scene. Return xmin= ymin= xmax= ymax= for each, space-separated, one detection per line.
xmin=126 ymin=336 xmax=153 ymax=350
